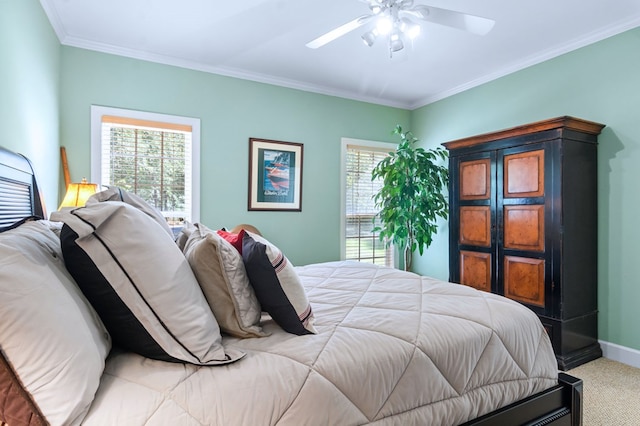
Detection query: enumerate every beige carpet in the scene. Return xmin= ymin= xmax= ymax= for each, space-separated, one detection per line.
xmin=567 ymin=357 xmax=640 ymax=425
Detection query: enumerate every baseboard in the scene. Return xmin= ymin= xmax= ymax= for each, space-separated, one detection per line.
xmin=599 ymin=340 xmax=640 ymax=369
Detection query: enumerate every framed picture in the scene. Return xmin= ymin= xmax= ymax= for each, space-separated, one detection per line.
xmin=248 ymin=138 xmax=303 ymax=211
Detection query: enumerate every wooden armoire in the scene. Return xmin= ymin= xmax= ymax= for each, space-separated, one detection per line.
xmin=443 ymin=116 xmax=604 ymax=370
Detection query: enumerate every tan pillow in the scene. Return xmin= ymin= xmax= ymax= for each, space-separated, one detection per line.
xmin=183 ymin=223 xmax=265 ymax=338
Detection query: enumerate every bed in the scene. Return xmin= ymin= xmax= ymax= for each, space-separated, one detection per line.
xmin=0 ymin=145 xmax=582 ymax=426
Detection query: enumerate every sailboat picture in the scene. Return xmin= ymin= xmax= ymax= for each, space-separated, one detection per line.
xmin=249 ymin=138 xmax=303 ymax=211
xmin=263 ymin=150 xmax=291 ymax=195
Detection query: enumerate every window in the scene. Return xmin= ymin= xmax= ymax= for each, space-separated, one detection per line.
xmin=341 ymin=138 xmax=396 ymax=267
xmin=90 ymin=106 xmax=200 ymax=229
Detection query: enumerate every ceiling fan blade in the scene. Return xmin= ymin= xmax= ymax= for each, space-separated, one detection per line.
xmin=407 ymin=5 xmax=495 ymax=35
xmin=306 ymin=15 xmax=373 ymax=49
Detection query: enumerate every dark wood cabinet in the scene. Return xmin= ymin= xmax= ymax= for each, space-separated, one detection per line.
xmin=443 ymin=116 xmax=604 ymax=370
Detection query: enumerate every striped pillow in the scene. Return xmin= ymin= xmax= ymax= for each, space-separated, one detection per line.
xmin=56 ymin=202 xmax=244 ymax=365
xmin=241 ymin=231 xmax=316 ymax=335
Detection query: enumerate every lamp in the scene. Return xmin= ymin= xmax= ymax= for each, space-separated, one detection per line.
xmin=58 ymin=178 xmax=98 ymax=209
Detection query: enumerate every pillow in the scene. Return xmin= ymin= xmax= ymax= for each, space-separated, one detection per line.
xmin=217 ymin=228 xmax=245 ymax=253
xmin=87 ymin=186 xmax=173 ymax=237
xmin=54 ymin=202 xmax=244 ymax=365
xmin=183 ymin=224 xmax=265 ymax=338
xmin=0 ymin=220 xmax=111 ymax=425
xmin=175 ymin=220 xmax=195 ymax=251
xmin=0 ymin=351 xmax=46 ymax=425
xmin=242 ymin=231 xmax=316 ymax=335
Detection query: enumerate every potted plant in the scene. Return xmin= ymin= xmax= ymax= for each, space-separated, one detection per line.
xmin=372 ymin=125 xmax=449 ymax=271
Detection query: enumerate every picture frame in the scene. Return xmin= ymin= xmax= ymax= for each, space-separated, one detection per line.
xmin=248 ymin=138 xmax=303 ymax=211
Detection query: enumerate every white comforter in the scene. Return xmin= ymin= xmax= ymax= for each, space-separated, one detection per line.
xmin=83 ymin=261 xmax=558 ymax=425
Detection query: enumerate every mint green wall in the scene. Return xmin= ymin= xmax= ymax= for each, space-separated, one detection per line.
xmin=0 ymin=0 xmax=60 ymax=212
xmin=59 ymin=47 xmax=410 ymax=266
xmin=411 ymin=27 xmax=640 ymax=351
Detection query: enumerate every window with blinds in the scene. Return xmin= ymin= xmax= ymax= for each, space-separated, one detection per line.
xmin=91 ymin=106 xmax=200 ymax=229
xmin=343 ymin=141 xmax=395 ymax=267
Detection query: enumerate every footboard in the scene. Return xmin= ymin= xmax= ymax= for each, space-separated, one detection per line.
xmin=461 ymin=373 xmax=582 ymax=426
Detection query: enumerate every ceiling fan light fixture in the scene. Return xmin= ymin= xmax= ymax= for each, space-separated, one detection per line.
xmin=390 ymin=37 xmax=404 ymax=52
xmin=376 ymin=15 xmax=393 ymax=35
xmin=361 ymin=29 xmax=378 ymax=47
xmin=305 ymin=0 xmax=494 ymax=58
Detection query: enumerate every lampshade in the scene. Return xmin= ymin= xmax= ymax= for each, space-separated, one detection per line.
xmin=58 ymin=178 xmax=98 ymax=209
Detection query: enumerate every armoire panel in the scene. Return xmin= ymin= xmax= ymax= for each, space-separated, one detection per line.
xmin=503 ymin=205 xmax=545 ymax=251
xmin=460 ymin=251 xmax=492 ymax=292
xmin=460 ymin=206 xmax=492 ymax=247
xmin=504 ymin=256 xmax=545 ymax=307
xmin=504 ymin=149 xmax=544 ymax=198
xmin=460 ymin=158 xmax=491 ymax=200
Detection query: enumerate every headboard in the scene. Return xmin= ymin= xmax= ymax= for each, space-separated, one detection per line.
xmin=0 ymin=146 xmax=46 ymax=230
xmin=0 ymin=146 xmax=49 ymax=424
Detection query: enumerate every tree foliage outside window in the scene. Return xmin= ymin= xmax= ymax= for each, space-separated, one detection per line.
xmin=107 ymin=126 xmax=186 ymax=219
xmin=344 ymin=142 xmax=394 ymax=267
xmin=91 ymin=106 xmax=200 ymax=229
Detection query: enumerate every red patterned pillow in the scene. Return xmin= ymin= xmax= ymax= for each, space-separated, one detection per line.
xmin=217 ymin=229 xmax=245 ymax=254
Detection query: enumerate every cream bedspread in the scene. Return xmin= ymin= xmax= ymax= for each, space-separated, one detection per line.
xmin=82 ymin=261 xmax=557 ymax=425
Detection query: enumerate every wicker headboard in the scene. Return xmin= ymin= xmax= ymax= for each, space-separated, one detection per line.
xmin=0 ymin=146 xmax=49 ymax=425
xmin=0 ymin=147 xmax=46 ymax=230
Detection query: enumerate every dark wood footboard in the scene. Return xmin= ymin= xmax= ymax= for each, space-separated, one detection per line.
xmin=461 ymin=373 xmax=582 ymax=426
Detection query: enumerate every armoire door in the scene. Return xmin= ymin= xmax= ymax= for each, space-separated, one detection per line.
xmin=449 ymin=151 xmax=496 ymax=292
xmin=496 ymin=143 xmax=552 ymax=316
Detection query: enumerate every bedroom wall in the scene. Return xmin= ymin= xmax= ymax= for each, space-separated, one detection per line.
xmin=0 ymin=0 xmax=60 ymax=213
xmin=59 ymin=47 xmax=410 ymax=266
xmin=410 ymin=27 xmax=640 ymax=354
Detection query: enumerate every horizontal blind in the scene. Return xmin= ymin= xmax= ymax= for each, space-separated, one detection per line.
xmin=100 ymin=116 xmax=192 ymax=225
xmin=345 ymin=144 xmax=393 ymax=266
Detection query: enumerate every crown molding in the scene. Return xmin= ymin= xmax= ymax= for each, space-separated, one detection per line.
xmin=39 ymin=0 xmax=640 ymax=112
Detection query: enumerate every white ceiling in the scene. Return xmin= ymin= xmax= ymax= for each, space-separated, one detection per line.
xmin=41 ymin=0 xmax=640 ymax=110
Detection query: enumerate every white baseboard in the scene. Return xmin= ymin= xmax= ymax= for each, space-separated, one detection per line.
xmin=599 ymin=340 xmax=640 ymax=369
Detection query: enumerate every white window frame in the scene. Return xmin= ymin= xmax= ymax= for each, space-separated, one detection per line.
xmin=340 ymin=137 xmax=397 ymax=268
xmin=90 ymin=105 xmax=200 ymax=223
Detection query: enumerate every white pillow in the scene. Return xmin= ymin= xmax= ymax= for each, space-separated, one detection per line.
xmin=87 ymin=186 xmax=173 ymax=237
xmin=0 ymin=220 xmax=111 ymax=425
xmin=54 ymin=202 xmax=244 ymax=365
xmin=182 ymin=223 xmax=265 ymax=338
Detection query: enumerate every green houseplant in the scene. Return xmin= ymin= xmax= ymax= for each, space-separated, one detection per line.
xmin=372 ymin=125 xmax=449 ymax=271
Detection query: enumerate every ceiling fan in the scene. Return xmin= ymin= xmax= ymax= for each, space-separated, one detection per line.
xmin=306 ymin=0 xmax=495 ymax=56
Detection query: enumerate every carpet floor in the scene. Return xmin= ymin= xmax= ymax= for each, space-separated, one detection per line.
xmin=567 ymin=357 xmax=640 ymax=425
